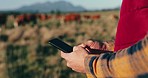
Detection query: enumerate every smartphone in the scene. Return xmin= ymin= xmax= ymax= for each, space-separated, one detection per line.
xmin=48 ymin=38 xmax=113 ymax=54
xmin=48 ymin=38 xmax=73 ymax=53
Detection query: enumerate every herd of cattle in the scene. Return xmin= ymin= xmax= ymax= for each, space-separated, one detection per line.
xmin=0 ymin=13 xmax=119 ymax=28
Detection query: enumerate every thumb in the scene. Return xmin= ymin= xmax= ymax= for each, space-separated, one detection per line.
xmin=76 ymin=46 xmax=88 ymax=54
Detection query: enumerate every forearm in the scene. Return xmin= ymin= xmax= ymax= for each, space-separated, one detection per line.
xmin=85 ymin=35 xmax=148 ymax=78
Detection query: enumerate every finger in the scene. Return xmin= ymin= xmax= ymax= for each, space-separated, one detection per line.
xmin=101 ymin=45 xmax=106 ymax=50
xmin=89 ymin=41 xmax=99 ymax=49
xmin=78 ymin=43 xmax=86 ymax=48
xmin=66 ymin=63 xmax=71 ymax=67
xmin=60 ymin=51 xmax=67 ymax=59
xmin=72 ymin=68 xmax=77 ymax=72
xmin=77 ymin=46 xmax=88 ymax=53
xmin=73 ymin=46 xmax=79 ymax=51
xmin=72 ymin=68 xmax=81 ymax=73
xmin=103 ymin=42 xmax=110 ymax=49
xmin=60 ymin=51 xmax=64 ymax=58
xmin=85 ymin=40 xmax=94 ymax=46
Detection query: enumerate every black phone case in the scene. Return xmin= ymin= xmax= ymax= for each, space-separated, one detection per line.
xmin=48 ymin=38 xmax=73 ymax=53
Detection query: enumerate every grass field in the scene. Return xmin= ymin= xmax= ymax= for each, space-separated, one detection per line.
xmin=0 ymin=10 xmax=119 ymax=78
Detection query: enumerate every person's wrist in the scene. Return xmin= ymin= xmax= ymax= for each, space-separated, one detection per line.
xmin=84 ymin=54 xmax=99 ymax=74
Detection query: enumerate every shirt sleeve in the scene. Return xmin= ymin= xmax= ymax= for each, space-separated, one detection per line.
xmin=85 ymin=34 xmax=148 ymax=78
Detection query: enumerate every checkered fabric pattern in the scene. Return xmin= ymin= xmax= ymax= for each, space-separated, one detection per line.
xmin=85 ymin=34 xmax=148 ymax=78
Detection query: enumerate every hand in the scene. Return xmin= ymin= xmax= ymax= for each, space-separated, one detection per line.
xmin=79 ymin=40 xmax=109 ymax=52
xmin=61 ymin=46 xmax=88 ymax=73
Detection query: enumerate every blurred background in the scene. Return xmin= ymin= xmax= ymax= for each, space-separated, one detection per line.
xmin=0 ymin=0 xmax=122 ymax=78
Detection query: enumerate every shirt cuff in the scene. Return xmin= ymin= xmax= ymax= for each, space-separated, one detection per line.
xmin=84 ymin=55 xmax=98 ymax=78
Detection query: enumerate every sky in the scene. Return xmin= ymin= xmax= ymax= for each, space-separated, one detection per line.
xmin=0 ymin=0 xmax=122 ymax=10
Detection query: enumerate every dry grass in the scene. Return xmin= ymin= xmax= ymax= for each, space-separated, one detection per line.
xmin=0 ymin=10 xmax=119 ymax=78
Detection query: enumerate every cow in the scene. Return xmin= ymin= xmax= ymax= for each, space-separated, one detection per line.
xmin=91 ymin=14 xmax=101 ymax=20
xmin=36 ymin=14 xmax=52 ymax=21
xmin=36 ymin=14 xmax=48 ymax=21
xmin=47 ymin=15 xmax=52 ymax=20
xmin=64 ymin=13 xmax=81 ymax=23
xmin=14 ymin=14 xmax=37 ymax=27
xmin=83 ymin=15 xmax=91 ymax=19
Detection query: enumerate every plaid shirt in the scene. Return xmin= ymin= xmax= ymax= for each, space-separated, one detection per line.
xmin=85 ymin=34 xmax=148 ymax=78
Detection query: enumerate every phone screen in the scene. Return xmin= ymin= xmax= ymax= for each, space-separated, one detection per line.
xmin=48 ymin=38 xmax=73 ymax=53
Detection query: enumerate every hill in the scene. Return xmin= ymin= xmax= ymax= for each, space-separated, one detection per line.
xmin=15 ymin=1 xmax=86 ymax=13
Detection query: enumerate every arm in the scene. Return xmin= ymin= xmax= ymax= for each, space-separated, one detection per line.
xmin=85 ymin=35 xmax=148 ymax=78
xmin=60 ymin=40 xmax=115 ymax=75
xmin=60 ymin=40 xmax=115 ymax=77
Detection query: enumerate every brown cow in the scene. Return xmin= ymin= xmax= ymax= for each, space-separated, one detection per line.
xmin=83 ymin=15 xmax=91 ymax=19
xmin=36 ymin=14 xmax=47 ymax=21
xmin=91 ymin=14 xmax=101 ymax=20
xmin=64 ymin=13 xmax=81 ymax=23
xmin=36 ymin=14 xmax=52 ymax=21
xmin=14 ymin=14 xmax=37 ymax=27
xmin=47 ymin=15 xmax=52 ymax=20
